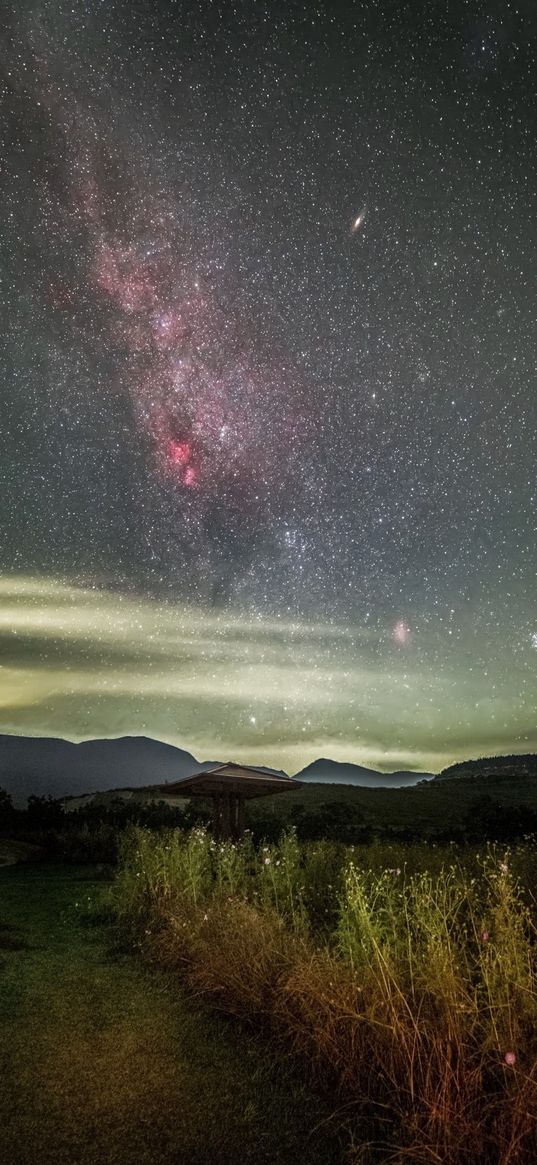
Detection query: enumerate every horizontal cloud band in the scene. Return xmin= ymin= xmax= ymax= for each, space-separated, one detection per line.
xmin=0 ymin=576 xmax=535 ymax=774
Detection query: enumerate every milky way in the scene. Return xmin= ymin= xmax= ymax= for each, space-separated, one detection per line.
xmin=1 ymin=2 xmax=536 ymax=771
xmin=80 ymin=145 xmax=310 ymax=507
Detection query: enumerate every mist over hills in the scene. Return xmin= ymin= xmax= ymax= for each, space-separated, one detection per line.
xmin=296 ymin=758 xmax=433 ymax=787
xmin=0 ymin=734 xmax=431 ymax=805
xmin=0 ymin=734 xmax=534 ymax=807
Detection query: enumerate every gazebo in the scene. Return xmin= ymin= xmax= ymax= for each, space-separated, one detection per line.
xmin=158 ymin=762 xmax=302 ymax=840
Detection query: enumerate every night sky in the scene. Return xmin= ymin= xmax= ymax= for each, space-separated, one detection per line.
xmin=1 ymin=0 xmax=536 ymax=774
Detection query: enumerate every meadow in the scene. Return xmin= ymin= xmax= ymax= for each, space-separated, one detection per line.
xmin=0 ymin=863 xmax=343 ymax=1165
xmin=110 ymin=827 xmax=537 ymax=1164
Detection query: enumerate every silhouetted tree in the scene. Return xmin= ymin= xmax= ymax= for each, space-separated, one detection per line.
xmin=26 ymin=795 xmax=65 ymax=829
xmin=0 ymin=787 xmax=16 ymax=831
xmin=465 ymin=795 xmax=537 ymax=842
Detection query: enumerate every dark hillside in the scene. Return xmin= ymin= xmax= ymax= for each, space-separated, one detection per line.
xmin=0 ymin=735 xmax=211 ymax=805
xmin=435 ymin=754 xmax=537 ymax=781
xmin=247 ymin=771 xmax=537 ymax=841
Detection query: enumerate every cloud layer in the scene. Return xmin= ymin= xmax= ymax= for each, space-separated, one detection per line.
xmin=1 ymin=577 xmax=535 ymax=775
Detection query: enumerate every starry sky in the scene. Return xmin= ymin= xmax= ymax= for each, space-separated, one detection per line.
xmin=1 ymin=0 xmax=536 ymax=775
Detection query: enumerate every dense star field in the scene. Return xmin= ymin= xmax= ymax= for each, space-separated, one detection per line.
xmin=1 ymin=1 xmax=535 ymax=772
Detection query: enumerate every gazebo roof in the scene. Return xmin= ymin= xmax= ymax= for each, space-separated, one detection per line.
xmin=158 ymin=761 xmax=302 ymax=800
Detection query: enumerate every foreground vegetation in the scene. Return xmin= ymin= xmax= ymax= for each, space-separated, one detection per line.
xmin=4 ymin=761 xmax=537 ymax=861
xmin=0 ymin=864 xmax=342 ymax=1164
xmin=110 ymin=828 xmax=537 ymax=1164
xmin=249 ymin=771 xmax=537 ymax=844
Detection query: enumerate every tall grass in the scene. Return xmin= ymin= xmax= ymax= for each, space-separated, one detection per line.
xmin=110 ymin=828 xmax=537 ymax=1163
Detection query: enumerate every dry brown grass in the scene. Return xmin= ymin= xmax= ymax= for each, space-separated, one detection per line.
xmin=111 ymin=828 xmax=537 ymax=1164
xmin=140 ymin=906 xmax=537 ymax=1162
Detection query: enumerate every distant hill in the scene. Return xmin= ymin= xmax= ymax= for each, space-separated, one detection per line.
xmin=295 ymin=758 xmax=433 ymax=788
xmin=435 ymin=754 xmax=537 ymax=781
xmin=0 ymin=734 xmax=435 ymax=805
xmin=0 ymin=735 xmax=212 ymax=806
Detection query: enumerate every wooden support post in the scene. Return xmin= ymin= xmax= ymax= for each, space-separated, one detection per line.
xmin=220 ymin=793 xmax=231 ymax=839
xmin=212 ymin=793 xmax=221 ymax=841
xmin=212 ymin=790 xmax=246 ymax=841
xmin=229 ymin=792 xmax=242 ymax=841
xmin=237 ymin=794 xmax=245 ymax=838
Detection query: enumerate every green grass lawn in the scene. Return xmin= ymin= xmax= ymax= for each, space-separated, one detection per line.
xmin=0 ymin=864 xmax=342 ymax=1165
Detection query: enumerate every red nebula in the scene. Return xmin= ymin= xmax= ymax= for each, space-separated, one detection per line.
xmin=167 ymin=439 xmax=191 ymax=466
xmin=162 ymin=437 xmax=199 ymax=486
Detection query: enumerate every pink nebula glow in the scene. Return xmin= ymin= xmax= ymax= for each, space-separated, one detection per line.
xmin=393 ymin=620 xmax=411 ymax=645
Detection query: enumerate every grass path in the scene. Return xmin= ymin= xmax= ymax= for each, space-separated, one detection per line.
xmin=0 ymin=865 xmax=342 ymax=1165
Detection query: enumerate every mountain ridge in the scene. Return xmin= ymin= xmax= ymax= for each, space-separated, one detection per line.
xmin=296 ymin=757 xmax=433 ymax=788
xmin=0 ymin=734 xmax=206 ymax=806
xmin=0 ymin=733 xmax=431 ymax=804
xmin=1 ymin=733 xmax=534 ymax=806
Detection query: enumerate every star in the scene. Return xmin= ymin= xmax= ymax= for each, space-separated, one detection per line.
xmin=0 ymin=1 xmax=533 ymax=773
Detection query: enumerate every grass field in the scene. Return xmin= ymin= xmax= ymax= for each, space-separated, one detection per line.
xmin=110 ymin=827 xmax=537 ymax=1164
xmin=0 ymin=864 xmax=342 ymax=1165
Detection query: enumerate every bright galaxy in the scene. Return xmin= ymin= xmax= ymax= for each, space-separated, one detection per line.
xmin=1 ymin=2 xmax=536 ymax=772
